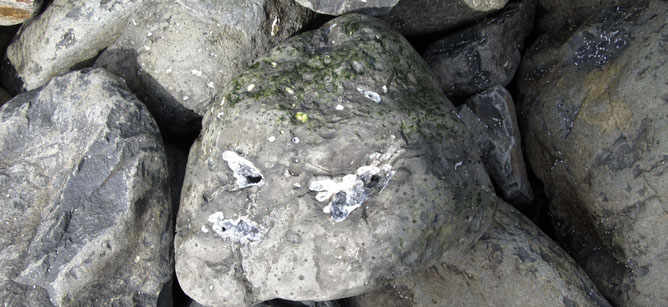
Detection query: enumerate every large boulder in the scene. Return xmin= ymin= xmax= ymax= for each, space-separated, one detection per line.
xmin=95 ymin=0 xmax=313 ymax=135
xmin=423 ymin=0 xmax=535 ymax=97
xmin=0 ymin=68 xmax=173 ymax=306
xmin=1 ymin=0 xmax=147 ymax=93
xmin=175 ymin=14 xmax=497 ymax=306
xmin=536 ymin=0 xmax=635 ymax=32
xmin=457 ymin=86 xmax=533 ymax=206
xmin=380 ymin=0 xmax=510 ymax=36
xmin=293 ymin=0 xmax=399 ymax=16
xmin=517 ymin=1 xmax=668 ymax=305
xmin=0 ymin=0 xmax=43 ymax=25
xmin=347 ymin=202 xmax=611 ymax=306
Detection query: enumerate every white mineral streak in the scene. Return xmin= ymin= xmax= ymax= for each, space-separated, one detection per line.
xmin=222 ymin=151 xmax=264 ymax=189
xmin=207 ymin=212 xmax=264 ymax=244
xmin=357 ymin=87 xmax=381 ymax=103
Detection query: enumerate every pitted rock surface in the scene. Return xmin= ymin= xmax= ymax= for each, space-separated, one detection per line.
xmin=175 ymin=14 xmax=497 ymax=306
xmin=347 ymin=202 xmax=611 ymax=307
xmin=0 ymin=68 xmax=172 ymax=306
xmin=96 ymin=0 xmax=313 ymax=135
xmin=518 ymin=1 xmax=668 ymax=305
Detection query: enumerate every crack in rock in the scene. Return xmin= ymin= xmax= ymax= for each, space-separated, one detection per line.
xmin=309 ymin=164 xmax=395 ymax=222
xmin=222 ymin=151 xmax=264 ymax=189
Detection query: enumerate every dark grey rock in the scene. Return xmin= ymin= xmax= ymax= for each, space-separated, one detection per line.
xmin=517 ymin=1 xmax=668 ymax=305
xmin=293 ymin=0 xmax=399 ymax=16
xmin=95 ymin=0 xmax=313 ymax=135
xmin=0 ymin=68 xmax=173 ymax=306
xmin=457 ymin=86 xmax=533 ymax=206
xmin=175 ymin=14 xmax=497 ymax=307
xmin=347 ymin=202 xmax=611 ymax=307
xmin=537 ymin=0 xmax=636 ymax=32
xmin=1 ymin=0 xmax=147 ymax=93
xmin=0 ymin=0 xmax=43 ymax=25
xmin=380 ymin=0 xmax=510 ymax=36
xmin=0 ymin=87 xmax=11 ymax=106
xmin=423 ymin=0 xmax=536 ymax=97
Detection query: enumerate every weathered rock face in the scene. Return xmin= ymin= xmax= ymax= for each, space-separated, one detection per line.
xmin=536 ymin=0 xmax=636 ymax=32
xmin=293 ymin=0 xmax=399 ymax=16
xmin=380 ymin=0 xmax=510 ymax=36
xmin=0 ymin=0 xmax=42 ymax=25
xmin=175 ymin=14 xmax=497 ymax=307
xmin=1 ymin=0 xmax=147 ymax=93
xmin=0 ymin=68 xmax=173 ymax=306
xmin=346 ymin=202 xmax=611 ymax=307
xmin=95 ymin=0 xmax=313 ymax=135
xmin=517 ymin=1 xmax=668 ymax=305
xmin=423 ymin=0 xmax=535 ymax=97
xmin=458 ymin=86 xmax=533 ymax=206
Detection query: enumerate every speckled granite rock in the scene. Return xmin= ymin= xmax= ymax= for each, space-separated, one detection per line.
xmin=518 ymin=1 xmax=668 ymax=305
xmin=458 ymin=86 xmax=533 ymax=206
xmin=0 ymin=68 xmax=173 ymax=306
xmin=423 ymin=0 xmax=535 ymax=97
xmin=380 ymin=0 xmax=510 ymax=35
xmin=0 ymin=0 xmax=43 ymax=25
xmin=95 ymin=0 xmax=313 ymax=135
xmin=175 ymin=14 xmax=497 ymax=307
xmin=347 ymin=202 xmax=611 ymax=307
xmin=1 ymin=0 xmax=147 ymax=93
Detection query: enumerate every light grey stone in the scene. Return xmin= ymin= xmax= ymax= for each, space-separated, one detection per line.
xmin=517 ymin=1 xmax=668 ymax=305
xmin=293 ymin=0 xmax=399 ymax=16
xmin=347 ymin=202 xmax=611 ymax=307
xmin=423 ymin=0 xmax=536 ymax=97
xmin=95 ymin=0 xmax=314 ymax=135
xmin=0 ymin=68 xmax=173 ymax=306
xmin=0 ymin=0 xmax=43 ymax=25
xmin=1 ymin=0 xmax=147 ymax=93
xmin=175 ymin=14 xmax=497 ymax=307
xmin=457 ymin=86 xmax=533 ymax=206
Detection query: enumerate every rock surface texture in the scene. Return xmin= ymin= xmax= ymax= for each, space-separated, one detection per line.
xmin=458 ymin=86 xmax=533 ymax=206
xmin=423 ymin=0 xmax=535 ymax=97
xmin=518 ymin=1 xmax=668 ymax=305
xmin=346 ymin=202 xmax=611 ymax=306
xmin=537 ymin=0 xmax=636 ymax=32
xmin=380 ymin=0 xmax=510 ymax=35
xmin=1 ymin=0 xmax=146 ymax=93
xmin=0 ymin=68 xmax=173 ymax=306
xmin=175 ymin=14 xmax=497 ymax=307
xmin=293 ymin=0 xmax=399 ymax=16
xmin=96 ymin=0 xmax=313 ymax=135
xmin=0 ymin=0 xmax=42 ymax=25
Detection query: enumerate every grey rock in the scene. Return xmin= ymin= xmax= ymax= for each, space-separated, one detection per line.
xmin=1 ymin=0 xmax=147 ymax=93
xmin=537 ymin=0 xmax=636 ymax=32
xmin=457 ymin=86 xmax=533 ymax=206
xmin=0 ymin=68 xmax=173 ymax=306
xmin=423 ymin=0 xmax=536 ymax=97
xmin=293 ymin=0 xmax=399 ymax=16
xmin=175 ymin=14 xmax=497 ymax=307
xmin=347 ymin=202 xmax=611 ymax=307
xmin=95 ymin=0 xmax=313 ymax=135
xmin=380 ymin=0 xmax=510 ymax=36
xmin=254 ymin=299 xmax=341 ymax=307
xmin=517 ymin=1 xmax=668 ymax=305
xmin=0 ymin=0 xmax=43 ymax=25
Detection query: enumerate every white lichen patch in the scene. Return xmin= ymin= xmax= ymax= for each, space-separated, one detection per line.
xmin=357 ymin=87 xmax=381 ymax=103
xmin=309 ymin=164 xmax=395 ymax=222
xmin=222 ymin=151 xmax=264 ymax=189
xmin=271 ymin=17 xmax=280 ymax=36
xmin=207 ymin=212 xmax=265 ymax=244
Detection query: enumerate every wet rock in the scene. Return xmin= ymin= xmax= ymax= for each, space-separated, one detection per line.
xmin=457 ymin=86 xmax=533 ymax=206
xmin=0 ymin=0 xmax=43 ymax=25
xmin=293 ymin=0 xmax=399 ymax=16
xmin=423 ymin=0 xmax=536 ymax=97
xmin=537 ymin=0 xmax=636 ymax=32
xmin=347 ymin=202 xmax=611 ymax=307
xmin=1 ymin=0 xmax=147 ymax=93
xmin=517 ymin=1 xmax=668 ymax=305
xmin=380 ymin=0 xmax=510 ymax=36
xmin=175 ymin=14 xmax=497 ymax=307
xmin=0 ymin=68 xmax=173 ymax=306
xmin=95 ymin=0 xmax=313 ymax=135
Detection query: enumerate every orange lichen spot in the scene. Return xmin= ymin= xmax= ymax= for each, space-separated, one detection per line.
xmin=0 ymin=7 xmax=32 ymax=20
